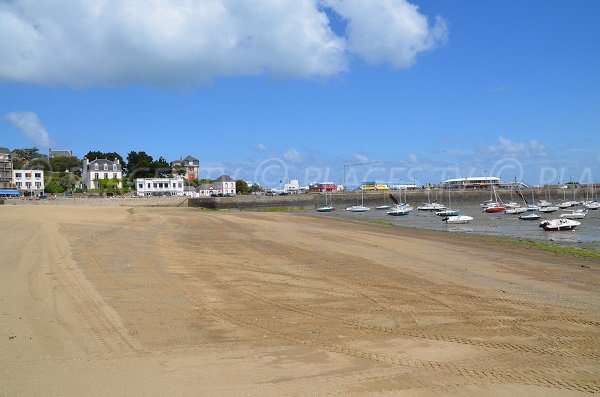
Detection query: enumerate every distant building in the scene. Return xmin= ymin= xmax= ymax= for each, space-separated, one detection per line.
xmin=13 ymin=170 xmax=44 ymax=196
xmin=309 ymin=182 xmax=337 ymax=193
xmin=361 ymin=182 xmax=389 ymax=191
xmin=81 ymin=158 xmax=123 ymax=190
xmin=283 ymin=179 xmax=300 ymax=194
xmin=0 ymin=147 xmax=13 ymax=190
xmin=443 ymin=177 xmax=501 ymax=189
xmin=171 ymin=155 xmax=200 ymax=181
xmin=49 ymin=149 xmax=73 ymax=159
xmin=183 ymin=185 xmax=200 ymax=198
xmin=213 ymin=175 xmax=236 ymax=196
xmin=136 ymin=177 xmax=184 ymax=196
xmin=198 ymin=175 xmax=236 ymax=196
xmin=389 ymin=183 xmax=419 ymax=190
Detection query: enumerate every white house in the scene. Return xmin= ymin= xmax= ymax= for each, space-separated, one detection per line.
xmin=82 ymin=158 xmax=123 ymax=190
xmin=13 ymin=170 xmax=44 ymax=195
xmin=213 ymin=175 xmax=236 ymax=196
xmin=197 ymin=175 xmax=237 ymax=197
xmin=136 ymin=177 xmax=184 ymax=196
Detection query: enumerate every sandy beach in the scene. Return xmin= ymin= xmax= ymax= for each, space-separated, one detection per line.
xmin=1 ymin=205 xmax=599 ymax=396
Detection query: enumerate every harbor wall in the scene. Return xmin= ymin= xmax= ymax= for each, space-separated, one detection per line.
xmin=188 ymin=188 xmax=590 ymax=210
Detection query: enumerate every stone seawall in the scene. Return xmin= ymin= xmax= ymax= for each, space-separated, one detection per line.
xmin=188 ymin=188 xmax=585 ymax=210
xmin=5 ymin=196 xmax=188 ymax=207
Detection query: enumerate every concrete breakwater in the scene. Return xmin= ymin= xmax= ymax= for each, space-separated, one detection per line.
xmin=188 ymin=188 xmax=588 ymax=210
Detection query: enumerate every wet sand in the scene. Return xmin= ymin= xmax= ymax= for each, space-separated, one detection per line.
xmin=1 ymin=206 xmax=599 ymax=396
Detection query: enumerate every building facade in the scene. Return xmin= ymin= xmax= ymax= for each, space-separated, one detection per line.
xmin=136 ymin=177 xmax=184 ymax=196
xmin=49 ymin=149 xmax=73 ymax=159
xmin=443 ymin=177 xmax=501 ymax=189
xmin=0 ymin=147 xmax=13 ymax=189
xmin=171 ymin=155 xmax=200 ymax=181
xmin=213 ymin=175 xmax=236 ymax=196
xmin=81 ymin=158 xmax=123 ymax=190
xmin=13 ymin=170 xmax=44 ymax=195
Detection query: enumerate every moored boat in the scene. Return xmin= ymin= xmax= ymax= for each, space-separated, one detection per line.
xmin=345 ymin=205 xmax=370 ymax=212
xmin=387 ymin=205 xmax=411 ymax=216
xmin=519 ymin=213 xmax=541 ymax=220
xmin=505 ymin=207 xmax=528 ymax=214
xmin=538 ymin=206 xmax=559 ymax=213
xmin=539 ymin=219 xmax=581 ymax=231
xmin=560 ymin=209 xmax=588 ymax=219
xmin=442 ymin=215 xmax=473 ymax=224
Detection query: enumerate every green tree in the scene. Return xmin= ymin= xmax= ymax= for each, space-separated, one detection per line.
xmin=45 ymin=177 xmax=65 ymax=193
xmin=152 ymin=156 xmax=170 ymax=177
xmin=126 ymin=151 xmax=154 ymax=178
xmin=50 ymin=156 xmax=81 ymax=173
xmin=12 ymin=148 xmax=49 ymax=170
xmin=84 ymin=151 xmax=124 ymax=165
xmin=236 ymin=179 xmax=249 ymax=195
xmin=249 ymin=183 xmax=263 ymax=193
xmin=58 ymin=173 xmax=77 ymax=191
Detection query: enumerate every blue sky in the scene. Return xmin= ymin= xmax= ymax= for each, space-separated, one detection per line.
xmin=1 ymin=0 xmax=598 ymax=187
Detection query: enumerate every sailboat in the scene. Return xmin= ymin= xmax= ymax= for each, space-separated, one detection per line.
xmin=505 ymin=189 xmax=528 ymax=214
xmin=484 ymin=186 xmax=506 ymax=213
xmin=316 ymin=191 xmax=335 ymax=212
xmin=417 ymin=188 xmax=446 ymax=211
xmin=583 ymin=183 xmax=599 ymax=209
xmin=560 ymin=209 xmax=588 ymax=219
xmin=436 ymin=188 xmax=460 ymax=216
xmin=387 ymin=191 xmax=412 ymax=216
xmin=345 ymin=187 xmax=371 ymax=212
xmin=375 ymin=191 xmax=391 ymax=210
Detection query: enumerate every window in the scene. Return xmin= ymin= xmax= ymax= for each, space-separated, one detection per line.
xmin=35 ymin=173 xmax=41 ymax=178
xmin=25 ymin=172 xmax=32 ymax=178
xmin=103 ymin=164 xmax=108 ymax=171
xmin=35 ymin=182 xmax=41 ymax=188
xmin=178 ymin=183 xmax=182 ymax=188
xmin=15 ymin=172 xmax=22 ymax=178
xmin=113 ymin=164 xmax=117 ymax=171
xmin=26 ymin=182 xmax=31 ymax=188
xmin=138 ymin=183 xmax=143 ymax=189
xmin=104 ymin=173 xmax=108 ymax=179
xmin=147 ymin=183 xmax=151 ymax=188
xmin=94 ymin=164 xmax=99 ymax=170
xmin=94 ymin=173 xmax=99 ymax=179
xmin=16 ymin=182 xmax=21 ymax=187
xmin=113 ymin=173 xmax=117 ymax=179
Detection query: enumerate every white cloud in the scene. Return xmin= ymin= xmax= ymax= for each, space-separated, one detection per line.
xmin=4 ymin=111 xmax=52 ymax=148
xmin=255 ymin=144 xmax=268 ymax=152
xmin=324 ymin=0 xmax=448 ymax=69
xmin=484 ymin=136 xmax=546 ymax=158
xmin=0 ymin=0 xmax=446 ymax=87
xmin=283 ymin=148 xmax=302 ymax=162
xmin=407 ymin=153 xmax=418 ymax=163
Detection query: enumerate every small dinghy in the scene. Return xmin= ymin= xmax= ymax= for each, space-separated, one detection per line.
xmin=519 ymin=213 xmax=541 ymax=221
xmin=539 ymin=219 xmax=581 ymax=231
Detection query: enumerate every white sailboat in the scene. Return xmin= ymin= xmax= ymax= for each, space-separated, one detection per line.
xmin=387 ymin=190 xmax=412 ymax=216
xmin=345 ymin=188 xmax=371 ymax=212
xmin=436 ymin=188 xmax=460 ymax=216
xmin=417 ymin=189 xmax=446 ymax=211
